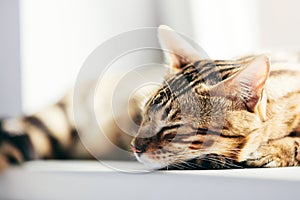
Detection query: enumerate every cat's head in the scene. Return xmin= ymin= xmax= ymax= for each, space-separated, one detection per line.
xmin=131 ymin=25 xmax=270 ymax=169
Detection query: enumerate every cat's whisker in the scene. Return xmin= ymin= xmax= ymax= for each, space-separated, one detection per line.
xmin=179 ymin=160 xmax=199 ymax=169
xmin=203 ymin=157 xmax=244 ymax=169
xmin=170 ymin=163 xmax=186 ymax=170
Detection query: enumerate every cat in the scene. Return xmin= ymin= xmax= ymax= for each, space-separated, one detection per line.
xmin=1 ymin=25 xmax=300 ymax=171
xmin=131 ymin=26 xmax=300 ymax=169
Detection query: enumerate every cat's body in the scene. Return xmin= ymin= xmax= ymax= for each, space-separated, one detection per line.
xmin=1 ymin=25 xmax=300 ymax=171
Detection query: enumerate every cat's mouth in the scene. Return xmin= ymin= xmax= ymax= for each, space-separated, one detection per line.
xmin=132 ymin=145 xmax=203 ymax=170
xmin=134 ymin=150 xmax=203 ymax=170
xmin=135 ymin=153 xmax=169 ymax=170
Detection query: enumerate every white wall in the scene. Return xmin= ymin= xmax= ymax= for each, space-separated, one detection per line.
xmin=258 ymin=0 xmax=300 ymax=50
xmin=190 ymin=0 xmax=300 ymax=58
xmin=0 ymin=0 xmax=22 ymax=117
xmin=18 ymin=0 xmax=300 ymax=114
xmin=155 ymin=0 xmax=195 ymax=38
xmin=20 ymin=0 xmax=158 ymax=114
xmin=190 ymin=0 xmax=260 ymax=58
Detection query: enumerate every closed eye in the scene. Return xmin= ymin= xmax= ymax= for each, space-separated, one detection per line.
xmin=156 ymin=124 xmax=182 ymax=138
xmin=163 ymin=132 xmax=176 ymax=141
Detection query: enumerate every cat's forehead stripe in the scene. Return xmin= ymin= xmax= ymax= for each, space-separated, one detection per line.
xmin=147 ymin=59 xmax=245 ymax=113
xmin=168 ymin=60 xmax=242 ymax=95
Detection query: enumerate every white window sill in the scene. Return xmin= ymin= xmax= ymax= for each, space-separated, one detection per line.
xmin=0 ymin=160 xmax=299 ymax=200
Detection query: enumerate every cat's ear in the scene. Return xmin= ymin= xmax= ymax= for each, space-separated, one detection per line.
xmin=158 ymin=25 xmax=204 ymax=72
xmin=210 ymin=56 xmax=270 ymax=113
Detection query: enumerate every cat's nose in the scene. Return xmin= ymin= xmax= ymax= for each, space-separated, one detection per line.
xmin=130 ymin=143 xmax=145 ymax=154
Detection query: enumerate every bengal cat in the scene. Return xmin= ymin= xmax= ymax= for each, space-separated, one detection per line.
xmin=1 ymin=25 xmax=300 ymax=171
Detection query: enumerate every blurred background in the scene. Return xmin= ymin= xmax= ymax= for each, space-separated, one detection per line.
xmin=1 ymin=0 xmax=300 ymax=117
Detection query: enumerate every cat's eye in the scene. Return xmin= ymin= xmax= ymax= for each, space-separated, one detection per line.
xmin=163 ymin=133 xmax=176 ymax=141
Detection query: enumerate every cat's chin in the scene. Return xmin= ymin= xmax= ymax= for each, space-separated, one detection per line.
xmin=135 ymin=153 xmax=168 ymax=170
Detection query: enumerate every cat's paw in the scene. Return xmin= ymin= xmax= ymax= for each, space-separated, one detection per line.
xmin=246 ymin=140 xmax=297 ymax=167
xmin=246 ymin=149 xmax=282 ymax=167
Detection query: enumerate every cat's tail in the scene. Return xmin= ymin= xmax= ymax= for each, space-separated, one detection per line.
xmin=0 ymin=117 xmax=36 ymax=171
xmin=0 ymin=99 xmax=78 ymax=171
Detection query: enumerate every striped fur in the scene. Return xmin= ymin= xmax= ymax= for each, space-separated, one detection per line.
xmin=2 ymin=25 xmax=300 ymax=171
xmin=132 ymin=55 xmax=300 ymax=169
xmin=131 ymin=26 xmax=300 ymax=169
xmin=0 ymin=71 xmax=160 ymax=171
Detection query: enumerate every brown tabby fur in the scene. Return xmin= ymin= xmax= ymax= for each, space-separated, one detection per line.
xmin=131 ymin=26 xmax=300 ymax=169
xmin=1 ymin=25 xmax=300 ymax=171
